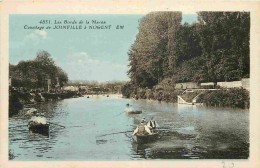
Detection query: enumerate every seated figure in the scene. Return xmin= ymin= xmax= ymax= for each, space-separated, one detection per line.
xmin=132 ymin=118 xmax=152 ymax=136
xmin=29 ymin=113 xmax=47 ymax=125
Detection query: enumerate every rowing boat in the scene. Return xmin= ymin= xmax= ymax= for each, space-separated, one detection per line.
xmin=127 ymin=110 xmax=142 ymax=114
xmin=28 ymin=122 xmax=50 ymax=135
xmin=132 ymin=133 xmax=158 ymax=143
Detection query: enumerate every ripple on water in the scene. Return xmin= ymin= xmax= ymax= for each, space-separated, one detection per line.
xmin=9 ymin=96 xmax=249 ymax=160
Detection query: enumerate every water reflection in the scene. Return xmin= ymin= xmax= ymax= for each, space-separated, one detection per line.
xmin=9 ymin=95 xmax=249 ymax=160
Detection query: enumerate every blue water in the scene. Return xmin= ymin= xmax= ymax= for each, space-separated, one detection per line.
xmin=9 ymin=95 xmax=249 ymax=160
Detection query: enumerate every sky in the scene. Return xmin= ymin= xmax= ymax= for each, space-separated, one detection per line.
xmin=9 ymin=14 xmax=197 ymax=82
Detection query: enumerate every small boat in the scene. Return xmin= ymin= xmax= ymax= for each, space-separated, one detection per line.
xmin=132 ymin=133 xmax=158 ymax=144
xmin=125 ymin=107 xmax=142 ymax=114
xmin=28 ymin=122 xmax=50 ymax=135
xmin=127 ymin=110 xmax=142 ymax=114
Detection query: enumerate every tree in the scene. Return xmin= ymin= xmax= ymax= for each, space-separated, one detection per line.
xmin=197 ymin=12 xmax=250 ymax=82
xmin=126 ymin=11 xmax=250 ymax=97
xmin=174 ymin=23 xmax=202 ymax=64
xmin=9 ymin=50 xmax=69 ymax=89
xmin=128 ymin=12 xmax=182 ymax=88
xmin=35 ymin=50 xmax=58 ymax=87
xmin=56 ymin=67 xmax=68 ymax=87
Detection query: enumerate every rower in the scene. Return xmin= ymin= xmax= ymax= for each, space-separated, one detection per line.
xmin=132 ymin=118 xmax=152 ymax=136
xmin=125 ymin=103 xmax=134 ymax=113
xmin=29 ymin=113 xmax=47 ymax=125
xmin=147 ymin=116 xmax=159 ymax=129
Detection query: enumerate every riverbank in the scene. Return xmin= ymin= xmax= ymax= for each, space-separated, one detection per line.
xmin=122 ymin=86 xmax=249 ymax=109
xmin=85 ymin=93 xmax=122 ymax=98
xmin=9 ymin=89 xmax=123 ymax=118
xmin=196 ymin=88 xmax=249 ymax=109
xmin=9 ymin=87 xmax=83 ymax=117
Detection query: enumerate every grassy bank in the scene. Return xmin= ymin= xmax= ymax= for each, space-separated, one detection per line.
xmin=122 ymin=84 xmax=182 ymax=103
xmin=122 ymin=83 xmax=249 ymax=109
xmin=9 ymin=88 xmax=80 ymax=117
xmin=196 ymin=88 xmax=249 ymax=109
xmin=134 ymin=88 xmax=182 ymax=103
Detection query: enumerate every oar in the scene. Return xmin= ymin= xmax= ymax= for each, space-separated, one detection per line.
xmin=49 ymin=122 xmax=65 ymax=128
xmin=113 ymin=111 xmax=125 ymax=117
xmin=96 ymin=130 xmax=133 ymax=137
xmin=156 ymin=126 xmax=194 ymax=131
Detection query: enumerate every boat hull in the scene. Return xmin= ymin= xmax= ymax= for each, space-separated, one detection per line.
xmin=28 ymin=123 xmax=50 ymax=135
xmin=132 ymin=133 xmax=158 ymax=144
xmin=127 ymin=110 xmax=142 ymax=114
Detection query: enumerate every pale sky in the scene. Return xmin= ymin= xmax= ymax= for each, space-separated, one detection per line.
xmin=9 ymin=14 xmax=197 ymax=82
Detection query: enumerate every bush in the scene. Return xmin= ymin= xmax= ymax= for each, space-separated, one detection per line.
xmin=155 ymin=78 xmax=176 ymax=92
xmin=200 ymin=85 xmax=215 ymax=89
xmin=134 ymin=87 xmax=181 ymax=103
xmin=121 ymin=83 xmax=131 ymax=98
xmin=197 ymin=88 xmax=249 ymax=108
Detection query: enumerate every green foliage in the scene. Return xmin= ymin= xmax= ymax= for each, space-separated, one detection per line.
xmin=196 ymin=88 xmax=249 ymax=108
xmin=121 ymin=82 xmax=131 ymax=98
xmin=128 ymin=12 xmax=249 ymax=88
xmin=56 ymin=67 xmax=68 ymax=87
xmin=135 ymin=87 xmax=182 ymax=103
xmin=126 ymin=12 xmax=250 ymax=109
xmin=197 ymin=12 xmax=250 ymax=82
xmin=10 ymin=51 xmax=68 ymax=89
xmin=174 ymin=23 xmax=202 ymax=64
xmin=128 ymin=12 xmax=182 ymax=89
xmin=154 ymin=77 xmax=176 ymax=92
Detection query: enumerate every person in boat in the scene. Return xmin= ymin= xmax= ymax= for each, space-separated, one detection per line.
xmin=132 ymin=118 xmax=152 ymax=136
xmin=29 ymin=113 xmax=47 ymax=125
xmin=147 ymin=117 xmax=159 ymax=129
xmin=125 ymin=103 xmax=134 ymax=113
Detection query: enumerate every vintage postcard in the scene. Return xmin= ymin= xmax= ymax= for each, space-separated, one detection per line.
xmin=0 ymin=1 xmax=260 ymax=168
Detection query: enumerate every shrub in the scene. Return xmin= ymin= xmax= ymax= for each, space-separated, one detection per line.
xmin=121 ymin=83 xmax=131 ymax=98
xmin=197 ymin=88 xmax=249 ymax=108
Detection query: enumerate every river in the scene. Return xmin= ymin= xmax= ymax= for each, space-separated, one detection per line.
xmin=9 ymin=95 xmax=249 ymax=160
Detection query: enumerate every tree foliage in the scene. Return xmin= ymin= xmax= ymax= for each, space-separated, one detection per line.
xmin=127 ymin=12 xmax=250 ymax=90
xmin=128 ymin=12 xmax=182 ymax=89
xmin=196 ymin=12 xmax=250 ymax=82
xmin=10 ymin=51 xmax=68 ymax=89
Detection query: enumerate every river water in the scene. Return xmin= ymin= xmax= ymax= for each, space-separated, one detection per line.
xmin=9 ymin=95 xmax=249 ymax=160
